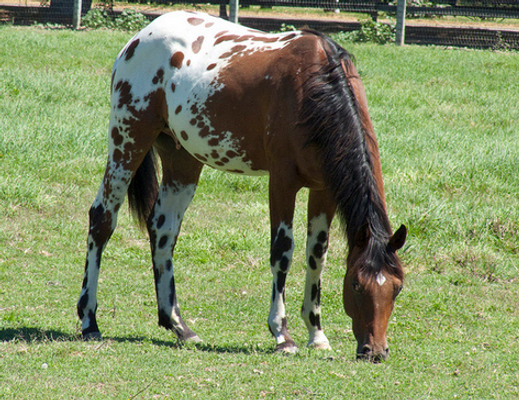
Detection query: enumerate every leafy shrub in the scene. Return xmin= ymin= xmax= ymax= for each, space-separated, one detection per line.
xmin=338 ymin=19 xmax=396 ymax=44
xmin=82 ymin=8 xmax=149 ymax=31
xmin=114 ymin=9 xmax=149 ymax=31
xmin=81 ymin=8 xmax=113 ymax=29
xmin=279 ymin=23 xmax=297 ymax=32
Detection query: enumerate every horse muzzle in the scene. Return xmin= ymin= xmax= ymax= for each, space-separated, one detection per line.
xmin=356 ymin=344 xmax=389 ymax=362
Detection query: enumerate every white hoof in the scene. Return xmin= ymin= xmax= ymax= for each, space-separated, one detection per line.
xmin=185 ymin=334 xmax=202 ymax=343
xmin=308 ymin=340 xmax=332 ymax=351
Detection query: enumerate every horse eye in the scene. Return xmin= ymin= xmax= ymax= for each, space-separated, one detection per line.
xmin=395 ymin=284 xmax=403 ymax=296
xmin=352 ymin=282 xmax=362 ymax=293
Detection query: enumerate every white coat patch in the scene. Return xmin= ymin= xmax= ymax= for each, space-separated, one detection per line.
xmin=376 ymin=272 xmax=386 ymax=287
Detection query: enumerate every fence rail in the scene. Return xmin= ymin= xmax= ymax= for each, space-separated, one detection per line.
xmin=1 ymin=0 xmax=519 ymax=49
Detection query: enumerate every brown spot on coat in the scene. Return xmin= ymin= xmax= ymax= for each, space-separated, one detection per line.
xmin=226 ymin=150 xmax=238 ymax=159
xmin=198 ymin=126 xmax=210 ymax=138
xmin=280 ymin=33 xmax=298 ymax=41
xmin=251 ymin=36 xmax=278 ymax=43
xmin=190 ymin=104 xmax=199 ymax=114
xmin=171 ymin=83 xmax=176 ymax=92
xmin=207 ymin=63 xmax=217 ymax=71
xmin=170 ymin=51 xmax=184 ymax=69
xmin=214 ymin=34 xmax=240 ymax=45
xmin=152 ymin=68 xmax=164 ymax=85
xmin=124 ymin=39 xmax=140 ymax=61
xmin=175 ymin=105 xmax=182 ymax=114
xmin=111 ymin=127 xmax=123 ymax=146
xmin=187 ymin=17 xmax=204 ymax=26
xmin=205 ymin=22 xmax=214 ymax=28
xmin=215 ymin=30 xmax=228 ymax=38
xmin=219 ymin=44 xmax=247 ymax=59
xmin=115 ymin=80 xmax=133 ymax=109
xmin=235 ymin=35 xmax=255 ymax=43
xmin=194 ymin=153 xmax=207 ymax=162
xmin=180 ymin=131 xmax=188 ymax=141
xmin=112 ymin=148 xmax=123 ymax=163
xmin=192 ymin=36 xmax=204 ymax=54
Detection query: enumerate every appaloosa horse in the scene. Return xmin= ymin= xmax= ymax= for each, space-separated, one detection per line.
xmin=77 ymin=11 xmax=407 ymax=361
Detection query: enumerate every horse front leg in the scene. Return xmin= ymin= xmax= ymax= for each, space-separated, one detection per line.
xmin=301 ymin=189 xmax=336 ymax=350
xmin=267 ymin=173 xmax=300 ymax=353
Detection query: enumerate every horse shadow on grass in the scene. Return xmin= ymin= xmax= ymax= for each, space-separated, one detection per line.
xmin=0 ymin=327 xmax=272 ymax=355
xmin=103 ymin=336 xmax=273 ymax=355
xmin=0 ymin=327 xmax=79 ymax=343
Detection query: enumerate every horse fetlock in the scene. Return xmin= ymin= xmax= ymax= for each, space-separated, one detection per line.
xmin=158 ymin=307 xmax=199 ymax=342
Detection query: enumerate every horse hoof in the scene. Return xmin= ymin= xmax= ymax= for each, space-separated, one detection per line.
xmin=308 ymin=341 xmax=332 ymax=351
xmin=185 ymin=334 xmax=202 ymax=343
xmin=275 ymin=341 xmax=299 ymax=354
xmin=83 ymin=332 xmax=103 ymax=341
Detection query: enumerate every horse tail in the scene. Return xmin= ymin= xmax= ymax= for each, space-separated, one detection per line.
xmin=127 ymin=149 xmax=159 ymax=229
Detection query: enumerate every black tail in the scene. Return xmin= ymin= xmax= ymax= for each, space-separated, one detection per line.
xmin=128 ymin=149 xmax=159 ymax=229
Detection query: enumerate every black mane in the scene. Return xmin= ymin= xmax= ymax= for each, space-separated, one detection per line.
xmin=300 ymin=30 xmax=397 ymax=276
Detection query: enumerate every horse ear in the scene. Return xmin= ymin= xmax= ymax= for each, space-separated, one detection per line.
xmin=355 ymin=223 xmax=372 ymax=249
xmin=389 ymin=225 xmax=407 ymax=252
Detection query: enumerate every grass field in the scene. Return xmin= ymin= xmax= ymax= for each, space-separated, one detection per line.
xmin=1 ymin=24 xmax=519 ymax=399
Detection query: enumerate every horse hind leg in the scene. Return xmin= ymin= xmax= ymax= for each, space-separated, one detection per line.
xmin=78 ymin=151 xmax=142 ymax=340
xmin=77 ymin=84 xmax=165 ymax=339
xmin=148 ymin=136 xmax=203 ymax=342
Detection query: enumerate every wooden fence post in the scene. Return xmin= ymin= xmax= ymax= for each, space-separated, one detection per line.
xmin=72 ymin=0 xmax=82 ymax=29
xmin=229 ymin=0 xmax=239 ymax=24
xmin=395 ymin=0 xmax=406 ymax=46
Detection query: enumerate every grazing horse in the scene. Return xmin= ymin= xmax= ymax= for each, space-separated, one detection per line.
xmin=77 ymin=11 xmax=407 ymax=361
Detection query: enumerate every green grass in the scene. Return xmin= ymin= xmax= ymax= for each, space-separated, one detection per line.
xmin=1 ymin=25 xmax=519 ymax=398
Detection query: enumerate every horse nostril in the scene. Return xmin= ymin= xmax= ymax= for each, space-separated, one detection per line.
xmin=356 ymin=345 xmax=372 ymax=360
xmin=373 ymin=348 xmax=389 ymax=363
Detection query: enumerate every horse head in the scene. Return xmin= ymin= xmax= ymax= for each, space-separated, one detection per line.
xmin=343 ymin=224 xmax=407 ymax=362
